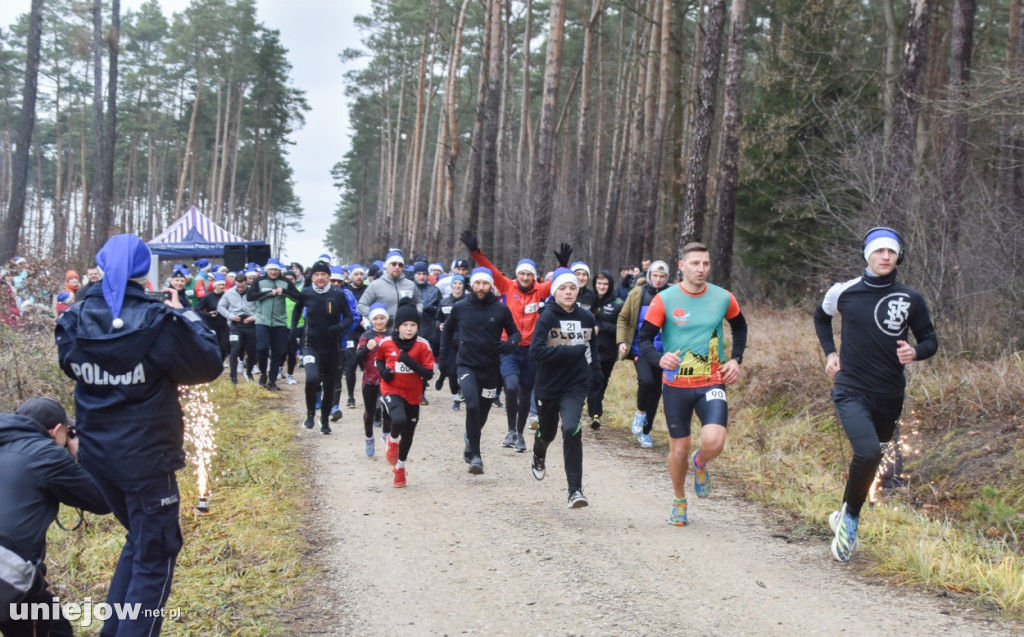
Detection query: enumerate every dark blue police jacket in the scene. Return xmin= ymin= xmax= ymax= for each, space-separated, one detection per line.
xmin=55 ymin=283 xmax=223 ymax=482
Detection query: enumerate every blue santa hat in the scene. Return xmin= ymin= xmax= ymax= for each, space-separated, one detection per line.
xmin=515 ymin=259 xmax=538 ymax=277
xmin=385 ymin=251 xmax=405 ymax=266
xmin=213 ymin=273 xmax=226 ymax=284
xmin=469 ymin=267 xmax=494 ymax=286
xmin=570 ymin=261 xmax=591 ymax=278
xmin=317 ymin=253 xmax=332 ymax=265
xmin=95 ymin=234 xmax=153 ymax=330
xmin=193 ymin=258 xmax=211 ymax=271
xmin=329 ymin=266 xmax=345 ymax=281
xmin=349 ymin=263 xmax=366 ymax=275
xmin=368 ymin=302 xmax=389 ymax=321
xmin=551 ymin=267 xmax=579 ymax=291
xmin=265 ymin=258 xmax=283 ymax=271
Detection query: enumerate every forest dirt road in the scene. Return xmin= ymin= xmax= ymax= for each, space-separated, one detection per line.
xmin=280 ymin=385 xmax=1016 ymax=636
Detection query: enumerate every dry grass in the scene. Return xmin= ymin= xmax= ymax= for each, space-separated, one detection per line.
xmin=601 ymin=306 xmax=1024 ymax=619
xmin=43 ymin=379 xmax=313 ymax=635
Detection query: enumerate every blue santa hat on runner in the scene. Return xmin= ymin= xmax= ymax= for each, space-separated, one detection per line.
xmin=193 ymin=258 xmax=211 ymax=271
xmin=171 ymin=265 xmax=189 ymax=279
xmin=265 ymin=258 xmax=283 ymax=271
xmin=570 ymin=261 xmax=590 ymax=278
xmin=515 ymin=259 xmax=538 ymax=277
xmin=368 ymin=302 xmax=389 ymax=321
xmin=469 ymin=267 xmax=494 ymax=286
xmin=350 ymin=263 xmax=365 ymax=275
xmin=95 ymin=234 xmax=153 ymax=330
xmin=329 ymin=265 xmax=345 ymax=281
xmin=212 ymin=273 xmax=226 ymax=284
xmin=317 ymin=253 xmax=332 ymax=265
xmin=385 ymin=251 xmax=404 ymax=266
xmin=551 ymin=267 xmax=579 ymax=291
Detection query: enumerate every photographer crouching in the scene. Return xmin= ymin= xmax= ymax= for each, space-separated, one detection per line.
xmin=0 ymin=398 xmax=111 ymax=637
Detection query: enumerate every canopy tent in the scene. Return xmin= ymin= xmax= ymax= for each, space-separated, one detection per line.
xmin=147 ymin=206 xmax=266 ymax=258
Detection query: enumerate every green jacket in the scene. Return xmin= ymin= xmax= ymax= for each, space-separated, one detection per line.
xmin=246 ymin=275 xmax=300 ymax=327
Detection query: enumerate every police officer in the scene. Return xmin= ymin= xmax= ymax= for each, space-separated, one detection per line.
xmin=55 ymin=234 xmax=223 ymax=636
xmin=0 ymin=398 xmax=111 ymax=637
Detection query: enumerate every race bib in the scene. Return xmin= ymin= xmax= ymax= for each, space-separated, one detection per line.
xmin=442 ymin=306 xmax=452 ymax=315
xmin=346 ymin=340 xmax=355 ymax=349
xmin=482 ymin=387 xmax=496 ymax=399
xmin=705 ymin=388 xmax=727 ymax=402
xmin=524 ymin=303 xmax=539 ymax=314
xmin=229 ymin=334 xmax=239 ymax=342
xmin=400 ymin=291 xmax=412 ymax=299
xmin=395 ymin=361 xmax=413 ymax=374
xmin=303 ymin=355 xmax=317 ymax=365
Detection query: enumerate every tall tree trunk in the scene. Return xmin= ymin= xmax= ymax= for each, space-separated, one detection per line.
xmin=174 ymin=78 xmax=203 ymax=216
xmin=531 ymin=0 xmax=568 ymax=257
xmin=576 ymin=0 xmax=604 ymax=258
xmin=480 ymin=0 xmax=504 ymax=256
xmin=882 ymin=0 xmax=899 ymax=146
xmin=884 ymin=0 xmax=932 ymax=228
xmin=641 ymin=0 xmax=673 ymax=260
xmin=102 ymin=0 xmax=120 ymax=238
xmin=90 ymin=0 xmax=107 ymax=257
xmin=516 ymin=0 xmax=534 ymax=191
xmin=0 ymin=0 xmax=44 ymax=264
xmin=677 ymin=0 xmax=726 ymax=253
xmin=711 ymin=0 xmax=748 ymax=288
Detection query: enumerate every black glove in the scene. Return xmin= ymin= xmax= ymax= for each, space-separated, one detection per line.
xmin=553 ymin=242 xmax=573 ymax=267
xmin=434 ymin=373 xmax=446 ymax=391
xmin=399 ymin=351 xmax=416 ymax=367
xmin=380 ymin=367 xmax=395 ymax=383
xmin=327 ymin=324 xmax=343 ymax=336
xmin=460 ymin=229 xmax=480 ymax=253
xmin=498 ymin=340 xmax=517 ymax=355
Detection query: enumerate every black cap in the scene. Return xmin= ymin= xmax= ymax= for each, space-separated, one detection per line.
xmin=310 ymin=261 xmax=331 ymax=276
xmin=453 ymin=258 xmax=470 ymax=269
xmin=413 ymin=261 xmax=429 ymax=274
xmin=15 ymin=397 xmax=74 ymax=431
xmin=394 ymin=297 xmax=420 ymax=327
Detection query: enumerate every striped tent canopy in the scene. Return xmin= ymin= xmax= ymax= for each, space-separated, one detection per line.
xmin=147 ymin=206 xmax=265 ymax=257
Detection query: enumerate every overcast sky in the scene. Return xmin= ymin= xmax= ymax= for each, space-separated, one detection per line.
xmin=1 ymin=0 xmax=374 ymax=264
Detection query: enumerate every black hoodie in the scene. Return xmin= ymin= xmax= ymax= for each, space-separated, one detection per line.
xmin=592 ymin=270 xmax=624 ymax=361
xmin=530 ymin=301 xmax=602 ymax=399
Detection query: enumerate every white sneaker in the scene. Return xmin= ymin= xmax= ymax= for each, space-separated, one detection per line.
xmin=527 ymin=414 xmax=539 ymax=430
xmin=286 ymin=375 xmax=297 ymax=385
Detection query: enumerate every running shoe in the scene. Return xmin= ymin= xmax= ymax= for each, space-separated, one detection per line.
xmin=669 ymin=498 xmax=688 ymax=526
xmin=692 ymin=450 xmax=711 ymax=498
xmin=590 ymin=415 xmax=601 ymax=430
xmin=527 ymin=414 xmax=539 ymax=430
xmin=393 ymin=466 xmax=406 ymax=488
xmin=631 ymin=412 xmax=646 ymax=435
xmin=381 ymin=431 xmax=388 ymax=445
xmin=365 ymin=436 xmax=375 ymax=457
xmin=638 ymin=433 xmax=653 ymax=448
xmin=302 ymin=413 xmax=315 ymax=429
xmin=421 ymin=396 xmax=429 ymax=406
xmin=567 ymin=490 xmax=589 ymax=509
xmin=258 ymin=375 xmax=267 ymax=388
xmin=531 ymin=453 xmax=546 ymax=480
xmin=468 ymin=455 xmax=484 ymax=474
xmin=452 ymin=400 xmax=461 ymax=412
xmin=347 ymin=397 xmax=356 ymax=408
xmin=319 ymin=424 xmax=331 ymax=435
xmin=502 ymin=430 xmax=517 ymax=448
xmin=492 ymin=395 xmax=503 ymax=409
xmin=286 ymin=374 xmax=297 ymax=385
xmin=829 ymin=503 xmax=859 ymax=562
xmin=330 ymin=406 xmax=343 ymax=422
xmin=514 ymin=433 xmax=527 ymax=453
xmin=385 ymin=436 xmax=399 ymax=466
xmin=230 ymin=377 xmax=238 ymax=385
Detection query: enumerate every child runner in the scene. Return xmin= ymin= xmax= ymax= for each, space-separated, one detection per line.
xmin=374 ymin=299 xmax=435 ymax=487
xmin=529 ymin=268 xmax=602 ymax=508
xmin=355 ymin=303 xmax=391 ymax=457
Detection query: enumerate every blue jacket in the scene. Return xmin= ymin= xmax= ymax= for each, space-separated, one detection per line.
xmin=55 ymin=283 xmax=223 ymax=481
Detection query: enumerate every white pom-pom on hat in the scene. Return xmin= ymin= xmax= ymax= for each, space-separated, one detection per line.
xmin=112 ymin=317 xmax=124 ymax=330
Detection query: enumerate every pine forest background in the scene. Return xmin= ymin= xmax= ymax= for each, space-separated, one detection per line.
xmin=3 ymin=0 xmax=1024 ymax=356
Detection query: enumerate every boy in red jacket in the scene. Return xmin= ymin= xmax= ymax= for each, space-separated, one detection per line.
xmin=374 ymin=299 xmax=435 ymax=487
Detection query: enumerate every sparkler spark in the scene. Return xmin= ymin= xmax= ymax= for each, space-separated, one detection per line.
xmin=869 ymin=416 xmax=921 ymax=504
xmin=181 ymin=384 xmax=218 ymax=509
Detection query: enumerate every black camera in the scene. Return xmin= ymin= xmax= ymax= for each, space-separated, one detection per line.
xmin=146 ymin=290 xmax=172 ymax=301
xmin=66 ymin=424 xmax=77 ymax=439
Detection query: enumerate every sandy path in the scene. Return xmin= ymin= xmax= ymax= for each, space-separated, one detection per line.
xmin=280 ymin=384 xmax=1014 ymax=636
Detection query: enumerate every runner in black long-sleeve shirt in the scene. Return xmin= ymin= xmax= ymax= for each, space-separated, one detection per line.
xmin=439 ymin=267 xmax=520 ymax=474
xmin=813 ymin=227 xmax=937 ymax=562
xmin=291 ymin=261 xmax=354 ymax=434
xmin=529 ymin=268 xmax=601 ymax=508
